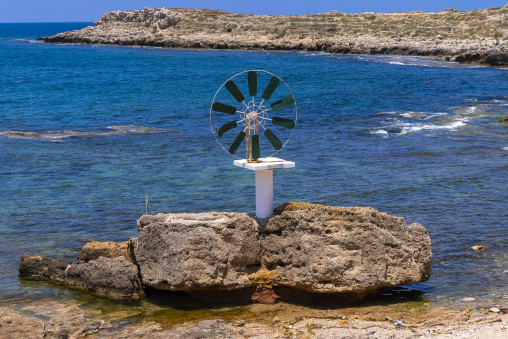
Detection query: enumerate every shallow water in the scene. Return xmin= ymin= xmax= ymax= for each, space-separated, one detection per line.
xmin=0 ymin=23 xmax=507 ymax=307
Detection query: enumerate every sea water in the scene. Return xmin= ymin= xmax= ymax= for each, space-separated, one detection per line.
xmin=0 ymin=23 xmax=507 ymax=306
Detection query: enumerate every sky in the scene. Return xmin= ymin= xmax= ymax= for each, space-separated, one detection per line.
xmin=1 ymin=1 xmax=506 ymax=23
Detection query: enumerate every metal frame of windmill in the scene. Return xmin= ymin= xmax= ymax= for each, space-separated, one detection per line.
xmin=210 ymin=70 xmax=297 ymax=218
xmin=210 ymin=70 xmax=297 ymax=162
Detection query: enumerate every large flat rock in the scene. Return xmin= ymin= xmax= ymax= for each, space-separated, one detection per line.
xmin=19 ymin=254 xmax=144 ymax=300
xmin=19 ymin=202 xmax=431 ymax=303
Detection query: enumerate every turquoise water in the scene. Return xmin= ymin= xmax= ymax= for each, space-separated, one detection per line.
xmin=1 ymin=23 xmax=507 ymax=305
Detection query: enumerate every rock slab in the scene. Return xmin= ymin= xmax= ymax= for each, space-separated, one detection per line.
xmin=19 ymin=254 xmax=144 ymax=300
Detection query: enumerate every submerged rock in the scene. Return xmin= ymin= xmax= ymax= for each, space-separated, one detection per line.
xmin=19 ymin=254 xmax=144 ymax=300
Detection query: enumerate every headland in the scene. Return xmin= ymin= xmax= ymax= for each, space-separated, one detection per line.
xmin=39 ymin=6 xmax=508 ymax=66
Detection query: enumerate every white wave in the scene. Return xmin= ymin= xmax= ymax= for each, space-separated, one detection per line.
xmin=401 ymin=112 xmax=428 ymax=118
xmin=370 ymin=129 xmax=388 ymax=134
xmin=423 ymin=112 xmax=448 ymax=120
xmin=361 ymin=55 xmax=484 ymax=68
xmin=401 ymin=120 xmax=466 ymax=133
xmin=502 ymin=147 xmax=508 ymax=151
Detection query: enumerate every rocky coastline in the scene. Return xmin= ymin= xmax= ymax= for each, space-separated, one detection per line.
xmin=11 ymin=202 xmax=508 ymax=337
xmin=39 ymin=6 xmax=508 ymax=66
xmin=19 ymin=202 xmax=431 ymax=304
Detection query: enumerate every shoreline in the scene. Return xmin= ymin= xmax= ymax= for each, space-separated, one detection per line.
xmin=1 ymin=292 xmax=506 ymax=338
xmin=38 ymin=7 xmax=508 ymax=66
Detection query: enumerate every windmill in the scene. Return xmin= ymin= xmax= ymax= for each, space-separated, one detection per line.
xmin=210 ymin=70 xmax=297 ymax=218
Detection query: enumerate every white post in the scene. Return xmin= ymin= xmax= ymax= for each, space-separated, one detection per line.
xmin=233 ymin=157 xmax=295 ymax=219
xmin=255 ymin=170 xmax=273 ymax=218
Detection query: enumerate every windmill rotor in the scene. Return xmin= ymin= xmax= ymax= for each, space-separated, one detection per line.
xmin=210 ymin=70 xmax=297 ymax=162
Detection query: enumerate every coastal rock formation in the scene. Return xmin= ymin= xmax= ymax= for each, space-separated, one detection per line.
xmin=38 ymin=6 xmax=508 ymax=66
xmin=20 ymin=202 xmax=431 ymax=303
xmin=257 ymin=203 xmax=431 ymax=300
xmin=131 ymin=202 xmax=431 ymax=303
xmin=19 ymin=254 xmax=144 ymax=300
xmin=135 ymin=212 xmax=261 ymax=291
xmin=94 ymin=7 xmax=184 ymax=31
xmin=77 ymin=239 xmax=134 ymax=263
xmin=498 ymin=118 xmax=508 ymax=125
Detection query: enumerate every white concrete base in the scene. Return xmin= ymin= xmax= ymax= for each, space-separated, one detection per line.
xmin=234 ymin=157 xmax=295 ymax=218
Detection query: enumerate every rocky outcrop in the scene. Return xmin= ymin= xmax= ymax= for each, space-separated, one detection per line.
xmin=132 ymin=202 xmax=431 ymax=303
xmin=135 ymin=212 xmax=262 ymax=291
xmin=498 ymin=118 xmax=508 ymax=125
xmin=38 ymin=6 xmax=508 ymax=66
xmin=94 ymin=8 xmax=184 ymax=31
xmin=257 ymin=203 xmax=431 ymax=302
xmin=77 ymin=240 xmax=134 ymax=263
xmin=455 ymin=50 xmax=508 ymax=66
xmin=19 ymin=254 xmax=144 ymax=300
xmin=20 ymin=202 xmax=431 ymax=304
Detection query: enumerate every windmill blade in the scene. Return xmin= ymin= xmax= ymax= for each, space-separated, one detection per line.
xmin=264 ymin=129 xmax=282 ymax=150
xmin=218 ymin=121 xmax=237 ymax=137
xmin=262 ymin=76 xmax=280 ymax=100
xmin=272 ymin=117 xmax=296 ymax=129
xmin=251 ymin=134 xmax=260 ymax=160
xmin=271 ymin=95 xmax=295 ymax=111
xmin=248 ymin=71 xmax=257 ymax=96
xmin=225 ymin=80 xmax=245 ymax=102
xmin=212 ymin=102 xmax=237 ymax=114
xmin=229 ymin=131 xmax=246 ymax=154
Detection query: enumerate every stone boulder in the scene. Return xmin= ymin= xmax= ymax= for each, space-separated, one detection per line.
xmin=135 ymin=212 xmax=262 ymax=291
xmin=77 ymin=240 xmax=134 ymax=263
xmin=257 ymin=202 xmax=431 ymax=301
xmin=133 ymin=203 xmax=431 ymax=303
xmin=19 ymin=254 xmax=144 ymax=300
xmin=498 ymin=118 xmax=508 ymax=126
